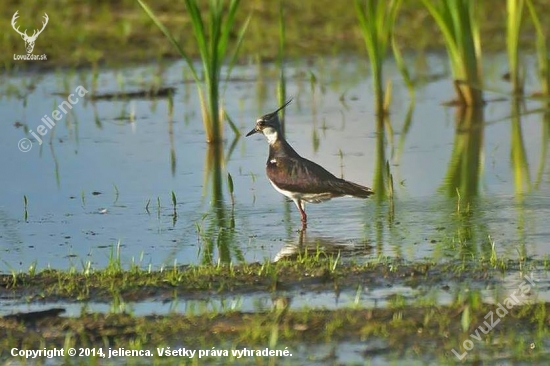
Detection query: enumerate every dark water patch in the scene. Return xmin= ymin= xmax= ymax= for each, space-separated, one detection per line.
xmin=86 ymin=86 xmax=176 ymax=101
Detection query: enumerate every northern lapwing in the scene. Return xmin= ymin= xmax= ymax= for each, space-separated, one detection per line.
xmin=246 ymin=100 xmax=373 ymax=227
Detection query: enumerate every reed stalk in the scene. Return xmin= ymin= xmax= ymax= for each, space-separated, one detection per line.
xmin=138 ymin=0 xmax=250 ymax=143
xmin=421 ymin=0 xmax=483 ymax=106
xmin=526 ymin=0 xmax=550 ymax=95
xmin=355 ymin=0 xmax=401 ymax=115
xmin=506 ymin=0 xmax=524 ymax=94
xmin=277 ymin=0 xmax=287 ymax=136
xmin=534 ymin=102 xmax=550 ymax=189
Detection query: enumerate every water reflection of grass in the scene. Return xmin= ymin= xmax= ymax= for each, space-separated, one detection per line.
xmin=197 ymin=143 xmax=243 ymax=264
xmin=442 ymin=107 xmax=484 ymax=200
xmin=510 ymin=98 xmax=532 ymax=195
xmin=535 ymin=102 xmax=550 ymax=188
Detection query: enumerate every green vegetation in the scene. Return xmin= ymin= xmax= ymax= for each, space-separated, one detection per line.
xmin=526 ymin=0 xmax=550 ymax=95
xmin=442 ymin=107 xmax=484 ymax=199
xmin=2 ymin=303 xmax=549 ymax=363
xmin=0 ymin=243 xmax=545 ymax=302
xmin=3 ymin=1 xmax=550 ymax=362
xmin=2 ymin=252 xmax=549 ymax=362
xmin=420 ymin=0 xmax=483 ymax=106
xmin=507 ymin=0 xmax=525 ymax=94
xmin=2 ymin=1 xmax=550 ymax=71
xmin=510 ymin=98 xmax=532 ymax=194
xmin=277 ymin=0 xmax=287 ymax=135
xmin=138 ymin=0 xmax=249 ymax=143
xmin=355 ymin=0 xmax=401 ymax=115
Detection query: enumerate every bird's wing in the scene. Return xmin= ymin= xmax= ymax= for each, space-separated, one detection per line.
xmin=267 ymin=156 xmax=348 ymax=194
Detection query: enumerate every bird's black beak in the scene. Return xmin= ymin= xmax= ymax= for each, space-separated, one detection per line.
xmin=246 ymin=127 xmax=258 ymax=137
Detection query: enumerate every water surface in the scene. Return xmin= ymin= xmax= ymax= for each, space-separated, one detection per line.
xmin=1 ymin=54 xmax=549 ymax=272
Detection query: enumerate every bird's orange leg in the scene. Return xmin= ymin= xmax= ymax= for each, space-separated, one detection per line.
xmin=296 ymin=199 xmax=307 ymax=228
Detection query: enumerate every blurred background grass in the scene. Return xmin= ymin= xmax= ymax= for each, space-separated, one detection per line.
xmin=1 ymin=0 xmax=549 ymax=70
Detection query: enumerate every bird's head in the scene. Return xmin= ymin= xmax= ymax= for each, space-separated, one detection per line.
xmin=246 ymin=99 xmax=292 ymax=144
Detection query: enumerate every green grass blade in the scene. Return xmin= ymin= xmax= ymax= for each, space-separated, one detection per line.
xmin=421 ymin=0 xmax=482 ymax=105
xmin=137 ymin=0 xmax=199 ymax=82
xmin=392 ymin=36 xmax=414 ymax=99
xmin=224 ymin=109 xmax=240 ymax=136
xmin=526 ymin=0 xmax=549 ymax=94
xmin=185 ymin=0 xmax=209 ymax=61
xmin=226 ymin=14 xmax=251 ymax=83
xmin=277 ymin=1 xmax=287 ymax=131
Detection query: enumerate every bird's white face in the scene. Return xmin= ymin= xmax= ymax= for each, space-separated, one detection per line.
xmin=246 ymin=101 xmax=291 ymax=142
xmin=262 ymin=126 xmax=278 ymax=145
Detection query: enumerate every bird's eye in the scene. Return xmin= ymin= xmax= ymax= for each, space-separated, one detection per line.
xmin=258 ymin=120 xmax=266 ymax=127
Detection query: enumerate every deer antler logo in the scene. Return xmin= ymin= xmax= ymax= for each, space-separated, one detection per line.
xmin=11 ymin=11 xmax=49 ymax=54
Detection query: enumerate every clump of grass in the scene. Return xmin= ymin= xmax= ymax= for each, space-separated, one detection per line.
xmin=421 ymin=0 xmax=483 ymax=106
xmin=488 ymin=235 xmax=499 ymax=267
xmin=355 ymin=0 xmax=401 ymax=115
xmin=138 ymin=0 xmax=250 ymax=143
xmin=105 ymin=241 xmax=124 ymax=275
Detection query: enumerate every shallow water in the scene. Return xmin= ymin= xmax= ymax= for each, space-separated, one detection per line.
xmin=2 ymin=54 xmax=549 ymax=273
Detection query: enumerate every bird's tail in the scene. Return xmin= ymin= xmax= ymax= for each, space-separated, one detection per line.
xmin=340 ymin=180 xmax=374 ymax=198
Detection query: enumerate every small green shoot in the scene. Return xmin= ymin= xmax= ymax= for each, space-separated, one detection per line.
xmin=23 ymin=195 xmax=28 ymax=221
xmin=171 ymin=191 xmax=178 ymax=224
xmin=386 ymin=160 xmax=394 ymax=222
xmin=227 ymin=172 xmax=235 ymax=206
xmin=157 ymin=196 xmax=161 ymax=219
xmin=113 ymin=184 xmax=119 ymax=204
